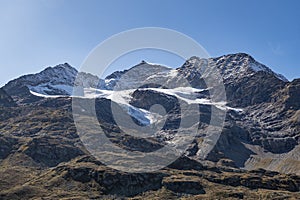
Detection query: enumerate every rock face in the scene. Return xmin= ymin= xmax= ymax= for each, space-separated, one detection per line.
xmin=225 ymin=71 xmax=286 ymax=107
xmin=279 ymin=78 xmax=300 ymax=110
xmin=0 ymin=136 xmax=18 ymax=159
xmin=0 ymin=53 xmax=299 ymax=199
xmin=0 ymin=88 xmax=16 ymax=107
xmin=22 ymin=136 xmax=85 ymax=167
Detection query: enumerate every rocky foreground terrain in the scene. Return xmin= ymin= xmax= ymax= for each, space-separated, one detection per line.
xmin=0 ymin=53 xmax=299 ymax=199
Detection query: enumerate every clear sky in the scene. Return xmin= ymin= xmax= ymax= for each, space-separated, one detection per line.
xmin=0 ymin=0 xmax=299 ymax=86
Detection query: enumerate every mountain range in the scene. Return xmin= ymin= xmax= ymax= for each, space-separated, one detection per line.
xmin=0 ymin=53 xmax=299 ymax=199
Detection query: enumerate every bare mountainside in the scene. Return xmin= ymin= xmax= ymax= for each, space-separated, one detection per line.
xmin=0 ymin=53 xmax=299 ymax=199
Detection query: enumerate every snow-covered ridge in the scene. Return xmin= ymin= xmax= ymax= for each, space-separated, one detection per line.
xmin=31 ymin=86 xmax=242 ymax=112
xmin=5 ymin=53 xmax=288 ymax=99
xmin=3 ymin=53 xmax=288 ymax=113
xmin=138 ymin=87 xmax=242 ymax=112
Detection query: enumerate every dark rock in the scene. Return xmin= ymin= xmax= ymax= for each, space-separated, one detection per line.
xmin=162 ymin=176 xmax=205 ymax=194
xmin=168 ymin=156 xmax=204 ymax=170
xmin=261 ymin=137 xmax=297 ymax=154
xmin=0 ymin=136 xmax=18 ymax=159
xmin=61 ymin=164 xmax=166 ymax=197
xmin=0 ymin=88 xmax=17 ymax=107
xmin=22 ymin=136 xmax=85 ymax=167
xmin=225 ymin=71 xmax=286 ymax=107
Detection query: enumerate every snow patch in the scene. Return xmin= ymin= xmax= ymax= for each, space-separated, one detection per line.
xmin=167 ymin=69 xmax=178 ymax=78
xmin=29 ymin=84 xmax=74 ymax=95
xmin=250 ymin=63 xmax=265 ymax=72
xmin=29 ymin=90 xmax=69 ymax=98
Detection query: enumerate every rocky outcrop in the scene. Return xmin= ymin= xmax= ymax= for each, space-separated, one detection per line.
xmin=0 ymin=88 xmax=16 ymax=107
xmin=0 ymin=135 xmax=18 ymax=159
xmin=261 ymin=137 xmax=297 ymax=153
xmin=1 ymin=155 xmax=299 ymax=199
xmin=22 ymin=136 xmax=85 ymax=167
xmin=276 ymin=78 xmax=300 ymax=110
xmin=204 ymin=168 xmax=300 ymax=192
xmin=225 ymin=71 xmax=286 ymax=107
xmin=162 ymin=175 xmax=205 ymax=194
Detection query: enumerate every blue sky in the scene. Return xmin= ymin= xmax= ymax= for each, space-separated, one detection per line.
xmin=0 ymin=0 xmax=299 ymax=86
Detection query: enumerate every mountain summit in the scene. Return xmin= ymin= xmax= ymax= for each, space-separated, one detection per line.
xmin=2 ymin=63 xmax=101 ymax=103
xmin=184 ymin=53 xmax=287 ymax=82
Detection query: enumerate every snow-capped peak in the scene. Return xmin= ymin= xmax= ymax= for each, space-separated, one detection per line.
xmin=183 ymin=53 xmax=288 ymax=82
xmin=3 ymin=63 xmax=103 ymax=96
xmin=25 ymin=63 xmax=79 ymax=95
